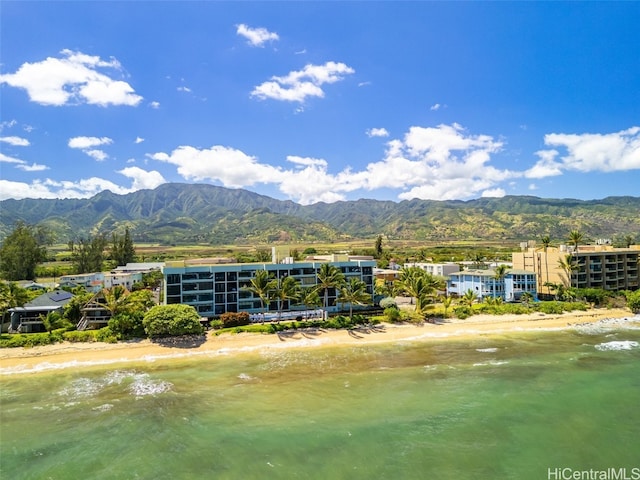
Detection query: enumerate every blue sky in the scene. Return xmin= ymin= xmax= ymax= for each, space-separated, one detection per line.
xmin=1 ymin=1 xmax=639 ymax=204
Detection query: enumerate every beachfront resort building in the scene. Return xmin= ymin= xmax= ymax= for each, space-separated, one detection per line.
xmin=162 ymin=253 xmax=377 ymax=318
xmin=513 ymin=242 xmax=640 ymax=297
xmin=446 ymin=268 xmax=537 ymax=302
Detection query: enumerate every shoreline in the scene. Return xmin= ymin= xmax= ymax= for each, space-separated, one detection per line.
xmin=1 ymin=308 xmax=638 ymax=376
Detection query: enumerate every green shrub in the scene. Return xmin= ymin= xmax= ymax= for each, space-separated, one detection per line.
xmin=143 ymin=304 xmax=204 ymax=337
xmin=108 ymin=313 xmax=145 ymax=338
xmin=209 ymin=319 xmax=224 ymax=330
xmin=379 ymin=297 xmax=397 ymax=309
xmin=384 ymin=306 xmax=402 ymax=323
xmin=219 ymin=312 xmax=251 ymax=328
xmin=536 ymin=302 xmax=565 ymax=315
xmin=63 ymin=330 xmax=99 ymax=343
xmin=625 ymin=290 xmax=640 ymax=313
xmin=96 ymin=327 xmax=119 ymax=343
xmin=453 ymin=306 xmax=474 ymax=319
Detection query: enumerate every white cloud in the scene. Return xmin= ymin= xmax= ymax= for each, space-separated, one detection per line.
xmin=528 ymin=183 xmax=538 ymax=191
xmin=0 ymin=152 xmax=25 ymax=164
xmin=135 ymin=137 xmax=145 ymax=144
xmin=0 ymin=119 xmax=18 ymax=131
xmin=177 ymin=86 xmax=192 ymax=93
xmin=0 ymin=49 xmax=142 ymax=106
xmin=68 ymin=136 xmax=113 ymax=161
xmin=148 ymin=123 xmax=517 ymax=204
xmin=0 ymin=136 xmax=30 ymax=146
xmin=16 ymin=162 xmax=49 ymax=172
xmin=68 ymin=136 xmax=113 ymax=149
xmin=149 ymin=101 xmax=160 ymax=109
xmin=251 ymin=61 xmax=355 ymax=103
xmin=0 ymin=168 xmax=164 ymax=201
xmin=150 ymin=145 xmax=284 ymax=188
xmin=430 ymin=103 xmax=441 ymax=111
xmin=481 ymin=188 xmax=506 ymax=198
xmin=528 ymin=126 xmax=640 ymax=177
xmin=117 ymin=166 xmax=166 ymax=190
xmin=236 ymin=24 xmax=279 ymax=47
xmin=85 ymin=149 xmax=109 ymax=162
xmin=366 ymin=128 xmax=389 ymax=138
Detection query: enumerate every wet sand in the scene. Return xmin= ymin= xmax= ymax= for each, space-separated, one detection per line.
xmin=1 ymin=308 xmax=637 ymax=375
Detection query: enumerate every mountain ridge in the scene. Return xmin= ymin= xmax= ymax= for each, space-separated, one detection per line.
xmin=1 ymin=183 xmax=639 ymax=245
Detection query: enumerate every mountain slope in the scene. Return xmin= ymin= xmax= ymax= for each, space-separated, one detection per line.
xmin=1 ymin=184 xmax=639 ymax=244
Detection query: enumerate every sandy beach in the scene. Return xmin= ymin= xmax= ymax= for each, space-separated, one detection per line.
xmin=1 ymin=308 xmax=638 ymax=375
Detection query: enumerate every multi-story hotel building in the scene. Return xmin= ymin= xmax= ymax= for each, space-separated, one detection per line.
xmin=162 ymin=253 xmax=376 ymax=318
xmin=513 ymin=242 xmax=640 ymax=296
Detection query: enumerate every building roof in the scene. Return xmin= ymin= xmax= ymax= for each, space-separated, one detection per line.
xmin=23 ymin=290 xmax=74 ymax=308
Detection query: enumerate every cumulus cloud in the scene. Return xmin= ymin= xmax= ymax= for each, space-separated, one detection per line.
xmin=236 ymin=24 xmax=279 ymax=47
xmin=149 ymin=101 xmax=160 ymax=109
xmin=0 ymin=167 xmax=165 ymax=201
xmin=481 ymin=188 xmax=506 ymax=198
xmin=366 ymin=128 xmax=389 ymax=138
xmin=430 ymin=103 xmax=441 ymax=111
xmin=0 ymin=152 xmax=24 ymax=164
xmin=0 ymin=49 xmax=142 ymax=106
xmin=251 ymin=61 xmax=355 ymax=103
xmin=117 ymin=166 xmax=166 ymax=190
xmin=0 ymin=136 xmax=30 ymax=146
xmin=148 ymin=123 xmax=518 ymax=204
xmin=68 ymin=136 xmax=112 ymax=161
xmin=68 ymin=136 xmax=112 ymax=149
xmin=16 ymin=163 xmax=48 ymax=172
xmin=527 ymin=126 xmax=640 ymax=177
xmin=135 ymin=137 xmax=145 ymax=144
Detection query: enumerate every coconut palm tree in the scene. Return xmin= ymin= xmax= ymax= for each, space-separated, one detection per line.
xmin=243 ymin=269 xmax=276 ymax=314
xmin=540 ymin=235 xmax=552 ymax=292
xmin=299 ymin=287 xmax=321 ymax=312
xmin=568 ymin=230 xmax=583 ymax=254
xmin=440 ymin=295 xmax=453 ymax=318
xmin=397 ymin=267 xmax=440 ymax=314
xmin=102 ymin=285 xmax=131 ymax=317
xmin=316 ymin=263 xmax=345 ymax=312
xmin=272 ymin=276 xmax=301 ymax=319
xmin=461 ymin=289 xmax=477 ymax=307
xmin=337 ymin=277 xmax=372 ymax=321
xmin=557 ymin=254 xmax=577 ymax=288
xmin=493 ymin=264 xmax=509 ymax=300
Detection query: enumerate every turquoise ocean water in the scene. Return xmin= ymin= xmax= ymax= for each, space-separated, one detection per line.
xmin=1 ymin=316 xmax=639 ymax=480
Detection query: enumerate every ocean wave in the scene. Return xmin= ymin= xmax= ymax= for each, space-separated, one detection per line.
xmin=573 ymin=315 xmax=640 ymax=335
xmin=472 ymin=360 xmax=509 ymax=367
xmin=476 ymin=348 xmax=498 ymax=353
xmin=594 ymin=340 xmax=639 ymax=351
xmin=57 ymin=370 xmax=173 ymax=400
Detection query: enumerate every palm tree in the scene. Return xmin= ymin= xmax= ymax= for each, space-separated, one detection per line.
xmin=0 ymin=281 xmax=30 ymax=312
xmin=557 ymin=254 xmax=577 ymax=288
xmin=397 ymin=267 xmax=440 ymax=314
xmin=102 ymin=285 xmax=131 ymax=317
xmin=316 ymin=263 xmax=345 ymax=312
xmin=568 ymin=230 xmax=583 ymax=254
xmin=337 ymin=278 xmax=372 ymax=321
xmin=461 ymin=289 xmax=477 ymax=307
xmin=299 ymin=287 xmax=321 ymax=312
xmin=493 ymin=264 xmax=509 ymax=300
xmin=441 ymin=295 xmax=453 ymax=318
xmin=243 ymin=269 xmax=276 ymax=314
xmin=540 ymin=235 xmax=552 ymax=292
xmin=272 ymin=276 xmax=301 ymax=319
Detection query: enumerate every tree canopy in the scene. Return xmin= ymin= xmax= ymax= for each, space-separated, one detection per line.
xmin=0 ymin=222 xmax=50 ymax=281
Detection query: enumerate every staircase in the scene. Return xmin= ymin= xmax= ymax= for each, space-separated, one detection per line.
xmin=77 ymin=317 xmax=89 ymax=331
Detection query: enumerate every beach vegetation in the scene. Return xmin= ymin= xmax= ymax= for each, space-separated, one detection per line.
xmin=379 ymin=297 xmax=397 ymax=309
xmin=242 ymin=269 xmax=276 ymax=313
xmin=396 ymin=267 xmax=440 ymax=314
xmin=63 ymin=330 xmax=99 ymax=343
xmin=95 ymin=327 xmax=119 ymax=343
xmin=337 ymin=278 xmax=372 ymax=320
xmin=272 ymin=275 xmax=302 ymax=319
xmin=384 ymin=306 xmax=402 ymax=323
xmin=143 ymin=304 xmax=204 ymax=337
xmin=624 ymin=290 xmax=640 ymax=313
xmin=108 ymin=313 xmax=145 ymax=339
xmin=219 ymin=312 xmax=251 ymax=328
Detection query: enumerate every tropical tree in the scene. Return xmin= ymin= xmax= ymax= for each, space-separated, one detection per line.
xmin=557 ymin=254 xmax=578 ymax=288
xmin=143 ymin=304 xmax=203 ymax=337
xmin=0 ymin=221 xmax=50 ymax=280
xmin=299 ymin=287 xmax=321 ymax=311
xmin=396 ymin=267 xmax=440 ymax=314
xmin=316 ymin=263 xmax=345 ymax=311
xmin=540 ymin=235 xmax=552 ymax=289
xmin=623 ymin=234 xmax=635 ymax=248
xmin=520 ymin=291 xmax=534 ymax=305
xmin=440 ymin=295 xmax=453 ymax=318
xmin=110 ymin=226 xmax=136 ymax=266
xmin=40 ymin=310 xmax=68 ymax=334
xmin=568 ymin=230 xmax=583 ymax=254
xmin=337 ymin=277 xmax=372 ymax=320
xmin=493 ymin=264 xmax=509 ymax=300
xmin=102 ymin=285 xmax=131 ymax=317
xmin=0 ymin=281 xmax=31 ymax=312
xmin=272 ymin=275 xmax=301 ymax=319
xmin=374 ymin=235 xmax=384 ymax=258
xmin=69 ymin=234 xmax=108 ymax=274
xmin=243 ymin=269 xmax=276 ymax=314
xmin=461 ymin=289 xmax=477 ymax=307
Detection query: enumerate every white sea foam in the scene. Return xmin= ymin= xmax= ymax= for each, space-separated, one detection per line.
xmin=573 ymin=315 xmax=640 ymax=335
xmin=237 ymin=373 xmax=255 ymax=381
xmin=594 ymin=340 xmax=639 ymax=351
xmin=476 ymin=348 xmax=498 ymax=353
xmin=92 ymin=403 xmax=114 ymax=412
xmin=56 ymin=370 xmax=173 ymax=400
xmin=472 ymin=360 xmax=509 ymax=367
xmin=129 ymin=376 xmax=172 ymax=397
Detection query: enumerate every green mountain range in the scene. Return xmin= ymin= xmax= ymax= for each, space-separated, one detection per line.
xmin=1 ymin=183 xmax=639 ymax=245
